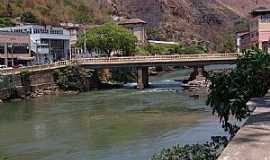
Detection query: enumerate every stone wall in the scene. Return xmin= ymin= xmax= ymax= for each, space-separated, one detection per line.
xmin=29 ymin=70 xmax=56 ymax=92
xmin=0 ymin=70 xmax=56 ymax=100
xmin=0 ymin=68 xmax=101 ymax=101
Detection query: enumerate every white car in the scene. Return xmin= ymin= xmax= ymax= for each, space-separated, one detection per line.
xmin=0 ymin=65 xmax=12 ymax=70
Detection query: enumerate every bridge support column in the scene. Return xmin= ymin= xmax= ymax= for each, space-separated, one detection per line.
xmin=137 ymin=67 xmax=149 ymax=89
xmin=187 ymin=66 xmax=206 ymax=82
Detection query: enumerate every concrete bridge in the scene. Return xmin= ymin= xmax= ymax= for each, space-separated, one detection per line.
xmin=0 ymin=53 xmax=239 ymax=89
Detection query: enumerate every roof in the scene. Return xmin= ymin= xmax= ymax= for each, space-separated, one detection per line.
xmin=118 ymin=18 xmax=147 ymax=25
xmin=148 ymin=40 xmax=179 ymax=45
xmin=60 ymin=23 xmax=81 ymax=30
xmin=251 ymin=7 xmax=270 ymax=16
xmin=0 ymin=31 xmax=29 ymax=36
xmin=236 ymin=31 xmax=249 ymax=37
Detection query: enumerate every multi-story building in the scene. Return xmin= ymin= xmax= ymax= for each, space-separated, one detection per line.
xmin=118 ymin=18 xmax=147 ymax=44
xmin=236 ymin=32 xmax=250 ymax=53
xmin=0 ymin=31 xmax=33 ymax=66
xmin=249 ymin=8 xmax=270 ymax=50
xmin=237 ymin=7 xmax=270 ymax=53
xmin=60 ymin=23 xmax=90 ymax=58
xmin=0 ymin=25 xmax=70 ymax=64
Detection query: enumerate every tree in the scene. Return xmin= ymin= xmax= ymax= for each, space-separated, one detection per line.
xmin=53 ymin=66 xmax=99 ymax=91
xmin=207 ymin=49 xmax=270 ymax=135
xmin=152 ymin=136 xmax=228 ymax=160
xmin=0 ymin=17 xmax=14 ymax=27
xmin=20 ymin=11 xmax=38 ymax=23
xmin=79 ymin=23 xmax=137 ymax=57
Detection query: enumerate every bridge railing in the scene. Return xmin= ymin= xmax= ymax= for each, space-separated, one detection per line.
xmin=0 ymin=60 xmax=70 ymax=75
xmin=78 ymin=53 xmax=239 ymax=64
xmin=0 ymin=53 xmax=239 ymax=75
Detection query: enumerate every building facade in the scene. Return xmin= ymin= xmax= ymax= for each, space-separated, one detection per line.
xmin=0 ymin=31 xmax=33 ymax=66
xmin=60 ymin=23 xmax=91 ymax=59
xmin=0 ymin=25 xmax=70 ymax=64
xmin=237 ymin=8 xmax=270 ymax=53
xmin=249 ymin=8 xmax=270 ymax=50
xmin=118 ymin=18 xmax=147 ymax=45
xmin=236 ymin=32 xmax=250 ymax=53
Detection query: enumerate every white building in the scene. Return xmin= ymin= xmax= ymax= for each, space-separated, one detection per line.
xmin=0 ymin=25 xmax=70 ymax=64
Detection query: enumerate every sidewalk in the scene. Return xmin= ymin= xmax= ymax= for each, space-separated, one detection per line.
xmin=218 ymin=95 xmax=270 ymax=160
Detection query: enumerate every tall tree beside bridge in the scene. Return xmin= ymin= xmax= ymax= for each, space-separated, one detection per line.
xmin=80 ymin=23 xmax=137 ymax=57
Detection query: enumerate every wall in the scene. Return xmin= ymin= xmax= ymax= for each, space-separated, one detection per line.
xmin=29 ymin=70 xmax=56 ymax=91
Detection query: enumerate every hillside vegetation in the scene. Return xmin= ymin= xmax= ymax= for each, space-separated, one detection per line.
xmin=1 ymin=0 xmax=270 ymax=51
xmin=0 ymin=0 xmax=111 ymax=25
xmin=112 ymin=0 xmax=270 ymax=51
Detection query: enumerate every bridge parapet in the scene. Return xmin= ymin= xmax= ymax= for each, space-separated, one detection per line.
xmin=0 ymin=53 xmax=239 ymax=75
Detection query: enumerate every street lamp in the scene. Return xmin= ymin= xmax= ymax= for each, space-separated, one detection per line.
xmin=8 ymin=44 xmax=14 ymax=66
xmin=35 ymin=40 xmax=39 ymax=64
xmin=246 ymin=100 xmax=257 ymax=112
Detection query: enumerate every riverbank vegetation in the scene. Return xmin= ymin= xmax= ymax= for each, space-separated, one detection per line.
xmin=110 ymin=68 xmax=136 ymax=83
xmin=151 ymin=49 xmax=269 ymax=159
xmin=53 ymin=65 xmax=100 ymax=91
xmin=151 ymin=136 xmax=228 ymax=160
xmin=207 ymin=49 xmax=270 ymax=134
xmin=0 ymin=0 xmax=111 ymax=25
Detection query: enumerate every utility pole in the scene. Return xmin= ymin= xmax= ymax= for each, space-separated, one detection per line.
xmin=4 ymin=43 xmax=8 ymax=66
xmin=10 ymin=44 xmax=14 ymax=66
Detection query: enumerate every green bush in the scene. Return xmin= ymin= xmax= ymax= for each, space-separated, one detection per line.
xmin=172 ymin=43 xmax=208 ymax=54
xmin=135 ymin=46 xmax=151 ymax=56
xmin=20 ymin=70 xmax=30 ymax=78
xmin=20 ymin=11 xmax=38 ymax=23
xmin=20 ymin=70 xmax=31 ymax=87
xmin=151 ymin=136 xmax=228 ymax=160
xmin=0 ymin=156 xmax=8 ymax=160
xmin=207 ymin=49 xmax=270 ymax=133
xmin=53 ymin=66 xmax=98 ymax=91
xmin=0 ymin=17 xmax=14 ymax=27
xmin=110 ymin=68 xmax=136 ymax=83
xmin=144 ymin=43 xmax=208 ymax=55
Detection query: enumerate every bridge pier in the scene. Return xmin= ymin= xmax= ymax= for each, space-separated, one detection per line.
xmin=187 ymin=66 xmax=206 ymax=82
xmin=137 ymin=67 xmax=149 ymax=89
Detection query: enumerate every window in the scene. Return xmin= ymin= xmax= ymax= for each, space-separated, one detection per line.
xmin=0 ymin=44 xmax=5 ymax=54
xmin=261 ymin=15 xmax=270 ymax=23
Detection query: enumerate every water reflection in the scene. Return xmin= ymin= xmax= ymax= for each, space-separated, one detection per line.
xmin=0 ymin=67 xmax=228 ymax=160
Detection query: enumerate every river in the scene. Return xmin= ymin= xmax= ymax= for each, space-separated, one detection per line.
xmin=0 ymin=66 xmax=231 ymax=160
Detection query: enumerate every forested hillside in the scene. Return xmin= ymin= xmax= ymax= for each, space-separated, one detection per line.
xmin=0 ymin=0 xmax=111 ymax=25
xmin=1 ymin=0 xmax=270 ymax=51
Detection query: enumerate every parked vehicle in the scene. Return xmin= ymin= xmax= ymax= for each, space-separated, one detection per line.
xmin=0 ymin=65 xmax=12 ymax=70
xmin=0 ymin=65 xmax=8 ymax=69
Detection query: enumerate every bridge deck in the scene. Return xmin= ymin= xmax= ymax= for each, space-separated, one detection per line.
xmin=0 ymin=54 xmax=238 ymax=75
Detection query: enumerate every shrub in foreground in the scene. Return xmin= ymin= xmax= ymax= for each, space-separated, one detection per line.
xmin=151 ymin=136 xmax=228 ymax=160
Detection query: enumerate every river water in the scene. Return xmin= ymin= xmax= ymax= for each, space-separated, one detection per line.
xmin=0 ymin=66 xmax=230 ymax=160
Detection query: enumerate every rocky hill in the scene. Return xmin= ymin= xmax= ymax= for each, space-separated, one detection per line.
xmin=1 ymin=0 xmax=270 ymax=51
xmin=111 ymin=0 xmax=270 ymax=51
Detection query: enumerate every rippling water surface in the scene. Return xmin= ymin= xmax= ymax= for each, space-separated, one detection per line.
xmin=0 ymin=66 xmax=231 ymax=160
